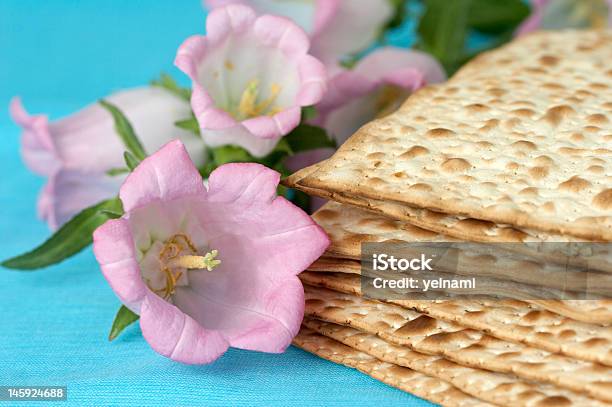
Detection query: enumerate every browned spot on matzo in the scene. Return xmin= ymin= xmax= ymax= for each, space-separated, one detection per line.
xmin=593 ymin=189 xmax=612 ymax=210
xmin=558 ymin=176 xmax=592 ymax=193
xmin=399 ymin=145 xmax=429 ymax=159
xmin=426 ymin=128 xmax=456 ymax=138
xmin=394 ymin=315 xmax=438 ymax=336
xmin=441 ymin=158 xmax=471 ymax=173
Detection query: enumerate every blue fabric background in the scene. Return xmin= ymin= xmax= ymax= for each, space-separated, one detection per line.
xmin=0 ymin=1 xmax=435 ymax=406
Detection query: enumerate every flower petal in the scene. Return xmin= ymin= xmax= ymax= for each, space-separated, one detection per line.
xmin=45 ymin=170 xmax=124 ymax=230
xmin=93 ymin=218 xmax=147 ymax=312
xmin=204 ymin=163 xmax=330 ymax=275
xmin=37 ymin=181 xmax=55 ymax=226
xmin=227 ymin=276 xmax=304 ymax=352
xmin=354 ymin=47 xmax=446 ymax=85
xmin=516 ymin=0 xmax=548 ymax=36
xmin=312 ymin=0 xmax=341 ymax=35
xmin=382 ymin=67 xmax=425 ymax=91
xmin=174 ymin=35 xmax=208 ymax=80
xmin=106 ymin=87 xmax=206 ymax=167
xmin=254 ymin=14 xmax=310 ymax=59
xmin=206 ymin=162 xmax=279 ymax=203
xmin=316 ymin=47 xmax=446 ymax=144
xmin=310 ymin=0 xmax=393 ymax=64
xmin=312 ymin=69 xmax=376 ymax=123
xmin=9 ymin=97 xmax=60 ymax=176
xmin=140 ymin=292 xmax=229 ymax=364
xmin=206 ymin=4 xmax=257 ymax=46
xmin=190 ymin=83 xmax=238 ymax=130
xmin=13 ymin=88 xmax=205 ymax=175
xmin=174 ymin=276 xmax=304 ymax=353
xmin=119 ymin=140 xmax=206 ymax=212
xmin=240 ymin=196 xmax=330 ymax=274
xmin=296 ymin=55 xmax=328 ymax=106
xmin=241 ymin=106 xmax=301 ymax=140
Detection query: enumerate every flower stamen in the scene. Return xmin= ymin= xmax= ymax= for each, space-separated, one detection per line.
xmin=543 ymin=0 xmax=609 ymax=28
xmin=237 ymin=79 xmax=282 ymax=119
xmin=152 ymin=234 xmax=221 ymax=299
xmin=168 ymin=251 xmax=221 ymax=271
xmin=570 ymin=0 xmax=608 ymax=27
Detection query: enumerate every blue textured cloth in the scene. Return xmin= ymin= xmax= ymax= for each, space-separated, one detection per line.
xmin=0 ymin=1 xmax=434 ymax=406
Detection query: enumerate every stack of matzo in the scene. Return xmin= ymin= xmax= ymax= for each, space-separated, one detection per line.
xmin=287 ymin=30 xmax=612 ymax=406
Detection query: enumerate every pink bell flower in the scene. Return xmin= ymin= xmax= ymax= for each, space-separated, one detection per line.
xmin=93 ymin=140 xmax=329 ymax=364
xmin=314 ymin=47 xmax=446 ymax=145
xmin=204 ymin=0 xmax=393 ymax=70
xmin=10 ymin=87 xmax=206 ymax=229
xmin=517 ymin=0 xmax=612 ymax=35
xmin=286 ymin=47 xmax=446 ymax=175
xmin=175 ymin=4 xmax=327 ymax=158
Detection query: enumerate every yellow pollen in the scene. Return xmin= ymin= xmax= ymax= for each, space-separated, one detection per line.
xmin=168 ymin=251 xmax=221 ymax=271
xmin=586 ymin=0 xmax=609 ymax=27
xmin=543 ymin=0 xmax=609 ymax=28
xmin=224 ymin=60 xmax=234 ymax=71
xmin=237 ymin=79 xmax=282 ymax=119
xmin=152 ymin=234 xmax=221 ymax=299
xmin=590 ymin=11 xmax=607 ymax=28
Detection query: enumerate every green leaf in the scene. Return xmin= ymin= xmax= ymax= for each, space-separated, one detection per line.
xmin=417 ymin=0 xmax=472 ymax=75
xmin=1 ymin=198 xmax=124 ymax=270
xmin=198 ymin=162 xmax=217 ymax=179
xmin=200 ymin=129 xmax=329 ymax=181
xmin=198 ymin=148 xmax=217 ymax=179
xmin=175 ymin=117 xmax=200 ymax=135
xmin=301 ymin=106 xmax=318 ymax=121
xmin=124 ymin=151 xmax=140 ymax=171
xmin=339 ymin=55 xmax=359 ymax=69
xmin=198 ymin=154 xmax=216 ymax=179
xmin=100 ymin=209 xmax=123 ymax=219
xmin=285 ymin=124 xmax=336 ymax=153
xmin=108 ymin=305 xmax=139 ymax=341
xmin=257 ymin=139 xmax=298 ymax=171
xmin=106 ymin=167 xmax=129 ymax=177
xmin=272 ymin=138 xmax=293 ymax=156
xmin=468 ymin=0 xmax=530 ymax=34
xmin=100 ymin=100 xmax=147 ymax=161
xmin=211 ymin=145 xmax=254 ymax=165
xmin=384 ymin=0 xmax=408 ymax=31
xmin=289 ymin=189 xmax=311 ymax=213
xmin=151 ymin=73 xmax=191 ymax=101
